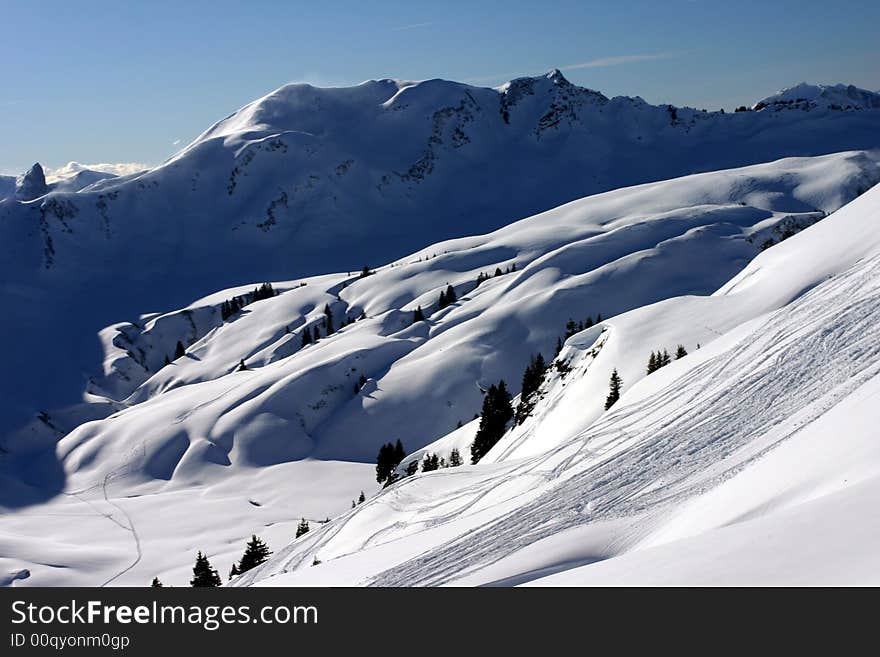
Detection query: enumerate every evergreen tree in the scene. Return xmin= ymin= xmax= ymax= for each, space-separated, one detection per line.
xmin=324 ymin=304 xmax=335 ymax=334
xmin=393 ymin=439 xmax=405 ymax=466
xmin=449 ymin=448 xmax=463 ymax=467
xmin=516 ymin=353 xmax=547 ymax=424
xmin=405 ymin=460 xmax=419 ymax=476
xmin=313 ymin=325 xmax=321 ymax=340
xmin=358 ymin=491 xmax=366 ymax=504
xmin=229 ymin=563 xmax=239 ymax=579
xmin=237 ymin=358 xmax=248 ymax=371
xmin=295 ymin=518 xmax=310 ymax=538
xmin=301 ymin=326 xmax=312 ymax=347
xmin=438 ymin=290 xmax=447 ymax=309
xmin=164 ymin=355 xmax=171 ymax=366
xmin=444 ymin=284 xmax=456 ymax=305
xmin=359 ymin=265 xmax=373 ymax=278
xmin=470 ymin=380 xmax=514 ymax=463
xmin=555 ymin=337 xmax=564 ymax=357
xmin=375 ymin=442 xmax=395 ymax=483
xmin=174 ymin=340 xmax=186 ymax=360
xmin=238 ymin=534 xmax=271 ymax=574
xmin=604 ymin=369 xmax=622 ymax=410
xmin=494 ymin=267 xmax=503 ymax=277
xmin=413 ymin=306 xmax=425 ymax=323
xmin=647 ymin=351 xmax=657 ymax=374
xmin=565 ymin=319 xmax=578 ymax=338
xmin=660 ymin=349 xmax=671 ymax=367
xmin=190 ymin=551 xmax=222 ymax=587
xmin=151 ymin=577 xmax=163 ymax=587
xmin=421 ymin=453 xmax=440 ymax=472
xmin=675 ymin=344 xmax=688 ymax=359
xmin=376 ymin=439 xmax=406 ymax=483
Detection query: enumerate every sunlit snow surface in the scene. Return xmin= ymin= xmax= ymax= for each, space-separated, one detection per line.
xmin=3 ymin=151 xmax=880 ymax=586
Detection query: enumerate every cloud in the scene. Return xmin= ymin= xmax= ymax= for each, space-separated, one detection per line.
xmin=392 ymin=21 xmax=433 ymax=31
xmin=562 ymin=53 xmax=675 ymax=70
xmin=44 ymin=161 xmax=151 ymax=182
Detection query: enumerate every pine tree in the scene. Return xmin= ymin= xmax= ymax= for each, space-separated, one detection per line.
xmin=565 ymin=319 xmax=578 ymax=338
xmin=359 ymin=265 xmax=373 ymax=278
xmin=358 ymin=491 xmax=366 ymax=504
xmin=494 ymin=267 xmax=503 ymax=277
xmin=151 ymin=577 xmax=163 ymax=587
xmin=470 ymin=380 xmax=514 ymax=463
xmin=439 ymin=290 xmax=447 ymax=309
xmin=324 ymin=304 xmax=335 ymax=334
xmin=675 ymin=344 xmax=688 ymax=359
xmin=413 ymin=306 xmax=425 ymax=323
xmin=393 ymin=439 xmax=405 ymax=467
xmin=660 ymin=349 xmax=671 ymax=367
xmin=421 ymin=453 xmax=440 ymax=472
xmin=238 ymin=534 xmax=271 ymax=574
xmin=516 ymin=353 xmax=547 ymax=424
xmin=647 ymin=351 xmax=657 ymax=374
xmin=229 ymin=563 xmax=239 ymax=579
xmin=301 ymin=326 xmax=312 ymax=347
xmin=164 ymin=355 xmax=171 ymax=366
xmin=444 ymin=284 xmax=456 ymax=305
xmin=174 ymin=340 xmax=186 ymax=360
xmin=190 ymin=551 xmax=222 ymax=587
xmin=375 ymin=442 xmax=394 ymax=483
xmin=449 ymin=448 xmax=463 ymax=467
xmin=604 ymin=369 xmax=622 ymax=410
xmin=374 ymin=439 xmax=406 ymax=482
xmin=405 ymin=460 xmax=419 ymax=476
xmin=237 ymin=358 xmax=248 ymax=371
xmin=295 ymin=518 xmax=310 ymax=538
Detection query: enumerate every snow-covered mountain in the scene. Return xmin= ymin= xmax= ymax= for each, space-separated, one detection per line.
xmin=3 ymin=72 xmax=880 ymax=587
xmin=233 ymin=175 xmax=880 ymax=587
xmin=2 ymin=72 xmax=880 ymax=445
xmin=755 ymin=82 xmax=880 ymax=112
xmin=0 ymin=162 xmax=119 ymax=203
xmin=2 ymin=150 xmax=878 ymax=586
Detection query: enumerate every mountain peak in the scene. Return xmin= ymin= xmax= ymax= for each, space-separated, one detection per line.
xmin=754 ymin=82 xmax=880 ymax=111
xmin=545 ymin=68 xmax=568 ymax=83
xmin=15 ymin=162 xmax=47 ymax=201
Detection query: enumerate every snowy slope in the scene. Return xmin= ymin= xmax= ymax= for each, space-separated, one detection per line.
xmin=2 ymin=152 xmax=879 ymax=587
xmin=755 ymin=82 xmax=880 ymax=111
xmin=2 ymin=72 xmax=880 ymax=441
xmin=230 ymin=181 xmax=880 ymax=587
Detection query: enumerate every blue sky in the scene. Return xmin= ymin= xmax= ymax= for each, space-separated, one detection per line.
xmin=2 ymin=0 xmax=878 ymax=174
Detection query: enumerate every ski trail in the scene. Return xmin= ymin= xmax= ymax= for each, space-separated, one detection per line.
xmin=99 ymin=471 xmax=143 ymax=587
xmin=365 ymin=254 xmax=880 ymax=585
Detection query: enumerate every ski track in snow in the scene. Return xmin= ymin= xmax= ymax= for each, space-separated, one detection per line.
xmin=359 ymin=254 xmax=880 ymax=585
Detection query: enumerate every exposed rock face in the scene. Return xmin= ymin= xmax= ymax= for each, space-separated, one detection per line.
xmin=16 ymin=162 xmax=48 ymax=201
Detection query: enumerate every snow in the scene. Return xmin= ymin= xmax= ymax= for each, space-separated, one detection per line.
xmin=3 ymin=72 xmax=880 ymax=587
xmin=755 ymin=82 xmax=880 ymax=111
xmin=2 ymin=71 xmax=879 ymax=443
xmin=3 ymin=150 xmax=879 ymax=586
xmin=231 ymin=181 xmax=880 ymax=587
